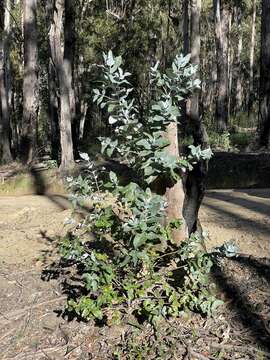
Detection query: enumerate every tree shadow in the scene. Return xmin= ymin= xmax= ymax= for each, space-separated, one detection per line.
xmin=206 ymin=190 xmax=270 ymax=218
xmin=236 ymin=189 xmax=270 ymax=200
xmin=203 ymin=200 xmax=270 ymax=237
xmin=212 ymin=255 xmax=270 ymax=352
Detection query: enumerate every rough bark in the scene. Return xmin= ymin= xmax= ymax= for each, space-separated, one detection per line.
xmin=258 ymin=0 xmax=270 ymax=148
xmin=165 ymin=122 xmax=187 ymax=244
xmin=22 ymin=0 xmax=39 ymax=163
xmin=248 ymin=0 xmax=256 ymax=114
xmin=183 ymin=0 xmax=189 ymax=55
xmin=45 ymin=0 xmax=60 ymax=161
xmin=235 ymin=7 xmax=243 ymax=113
xmin=48 ymin=59 xmax=60 ymax=160
xmin=49 ymin=0 xmax=74 ymax=171
xmin=227 ymin=9 xmax=232 ymax=116
xmin=64 ymin=0 xmax=77 ymax=155
xmin=214 ymin=0 xmax=229 ymax=132
xmin=184 ymin=0 xmax=209 ymax=235
xmin=0 ymin=0 xmax=12 ymax=163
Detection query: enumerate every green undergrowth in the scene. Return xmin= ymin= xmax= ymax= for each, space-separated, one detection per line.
xmin=55 ymin=51 xmax=222 ymax=357
xmin=59 ymin=163 xmax=222 ymax=328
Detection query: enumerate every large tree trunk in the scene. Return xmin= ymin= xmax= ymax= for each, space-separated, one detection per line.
xmin=49 ymin=0 xmax=74 ymax=171
xmin=184 ymin=0 xmax=209 ymax=235
xmin=258 ymin=0 xmax=270 ymax=148
xmin=248 ymin=0 xmax=256 ymax=114
xmin=214 ymin=0 xmax=229 ymax=132
xmin=64 ymin=0 xmax=77 ymax=156
xmin=22 ymin=0 xmax=39 ymax=163
xmin=0 ymin=0 xmax=12 ymax=163
xmin=165 ymin=122 xmax=187 ymax=244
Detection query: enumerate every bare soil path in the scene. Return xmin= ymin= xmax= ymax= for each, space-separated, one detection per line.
xmin=0 ymin=190 xmax=269 ymax=359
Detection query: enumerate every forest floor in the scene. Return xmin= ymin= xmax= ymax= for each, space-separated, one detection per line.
xmin=0 ymin=189 xmax=270 ymax=359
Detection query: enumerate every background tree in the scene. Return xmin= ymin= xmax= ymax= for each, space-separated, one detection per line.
xmin=0 ymin=0 xmax=12 ymax=163
xmin=22 ymin=0 xmax=39 ymax=163
xmin=49 ymin=0 xmax=74 ymax=171
xmin=258 ymin=0 xmax=270 ymax=148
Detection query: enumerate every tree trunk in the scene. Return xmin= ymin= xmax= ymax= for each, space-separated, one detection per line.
xmin=183 ymin=0 xmax=189 ymax=55
xmin=22 ymin=0 xmax=39 ymax=163
xmin=214 ymin=0 xmax=229 ymax=132
xmin=248 ymin=0 xmax=256 ymax=114
xmin=227 ymin=9 xmax=232 ymax=117
xmin=49 ymin=0 xmax=74 ymax=171
xmin=46 ymin=0 xmax=60 ymax=161
xmin=0 ymin=0 xmax=12 ymax=163
xmin=184 ymin=0 xmax=209 ymax=235
xmin=235 ymin=7 xmax=243 ymax=113
xmin=64 ymin=0 xmax=77 ymax=156
xmin=258 ymin=0 xmax=270 ymax=148
xmin=48 ymin=59 xmax=60 ymax=161
xmin=165 ymin=122 xmax=187 ymax=244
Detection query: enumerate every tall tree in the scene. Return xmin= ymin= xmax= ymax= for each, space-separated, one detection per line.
xmin=214 ymin=0 xmax=229 ymax=132
xmin=184 ymin=0 xmax=209 ymax=234
xmin=22 ymin=0 xmax=39 ymax=163
xmin=248 ymin=0 xmax=256 ymax=114
xmin=49 ymin=0 xmax=74 ymax=171
xmin=258 ymin=0 xmax=270 ymax=147
xmin=235 ymin=6 xmax=243 ymax=113
xmin=0 ymin=0 xmax=12 ymax=163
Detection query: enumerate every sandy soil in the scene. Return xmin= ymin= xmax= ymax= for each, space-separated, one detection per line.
xmin=0 ymin=189 xmax=269 ymax=267
xmin=0 ymin=190 xmax=269 ymax=359
xmin=200 ymin=189 xmax=270 ymax=257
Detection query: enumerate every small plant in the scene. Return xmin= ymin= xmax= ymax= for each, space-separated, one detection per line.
xmin=209 ymin=131 xmax=231 ymax=151
xmin=58 ymin=52 xmax=220 ymax=330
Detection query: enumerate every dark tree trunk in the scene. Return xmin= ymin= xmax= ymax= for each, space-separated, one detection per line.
xmin=45 ymin=0 xmax=60 ymax=161
xmin=48 ymin=60 xmax=60 ymax=160
xmin=184 ymin=0 xmax=209 ymax=235
xmin=259 ymin=0 xmax=270 ymax=148
xmin=64 ymin=0 xmax=77 ymax=157
xmin=248 ymin=0 xmax=256 ymax=115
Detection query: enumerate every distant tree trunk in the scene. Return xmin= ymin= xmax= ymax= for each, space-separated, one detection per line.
xmin=0 ymin=0 xmax=12 ymax=163
xmin=248 ymin=0 xmax=256 ymax=114
xmin=48 ymin=60 xmax=60 ymax=160
xmin=258 ymin=0 xmax=270 ymax=148
xmin=22 ymin=0 xmax=39 ymax=163
xmin=183 ymin=0 xmax=189 ymax=55
xmin=64 ymin=0 xmax=77 ymax=157
xmin=235 ymin=7 xmax=243 ymax=113
xmin=184 ymin=0 xmax=209 ymax=235
xmin=214 ymin=0 xmax=229 ymax=132
xmin=46 ymin=0 xmax=60 ymax=161
xmin=49 ymin=0 xmax=74 ymax=171
xmin=227 ymin=9 xmax=232 ymax=117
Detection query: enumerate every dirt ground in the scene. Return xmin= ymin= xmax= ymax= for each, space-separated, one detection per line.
xmin=0 ymin=190 xmax=270 ymax=359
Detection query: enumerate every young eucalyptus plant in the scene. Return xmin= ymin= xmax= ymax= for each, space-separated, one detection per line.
xmin=59 ymin=52 xmax=220 ymax=326
xmin=94 ymin=51 xmax=212 ymax=185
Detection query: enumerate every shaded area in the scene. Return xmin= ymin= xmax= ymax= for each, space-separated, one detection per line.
xmin=213 ymin=255 xmax=270 ymax=352
xmin=207 ymin=152 xmax=270 ymax=189
xmin=206 ymin=190 xmax=270 ymax=218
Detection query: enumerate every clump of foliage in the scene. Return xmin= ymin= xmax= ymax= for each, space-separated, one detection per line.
xmin=60 ymin=52 xmax=220 ymax=326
